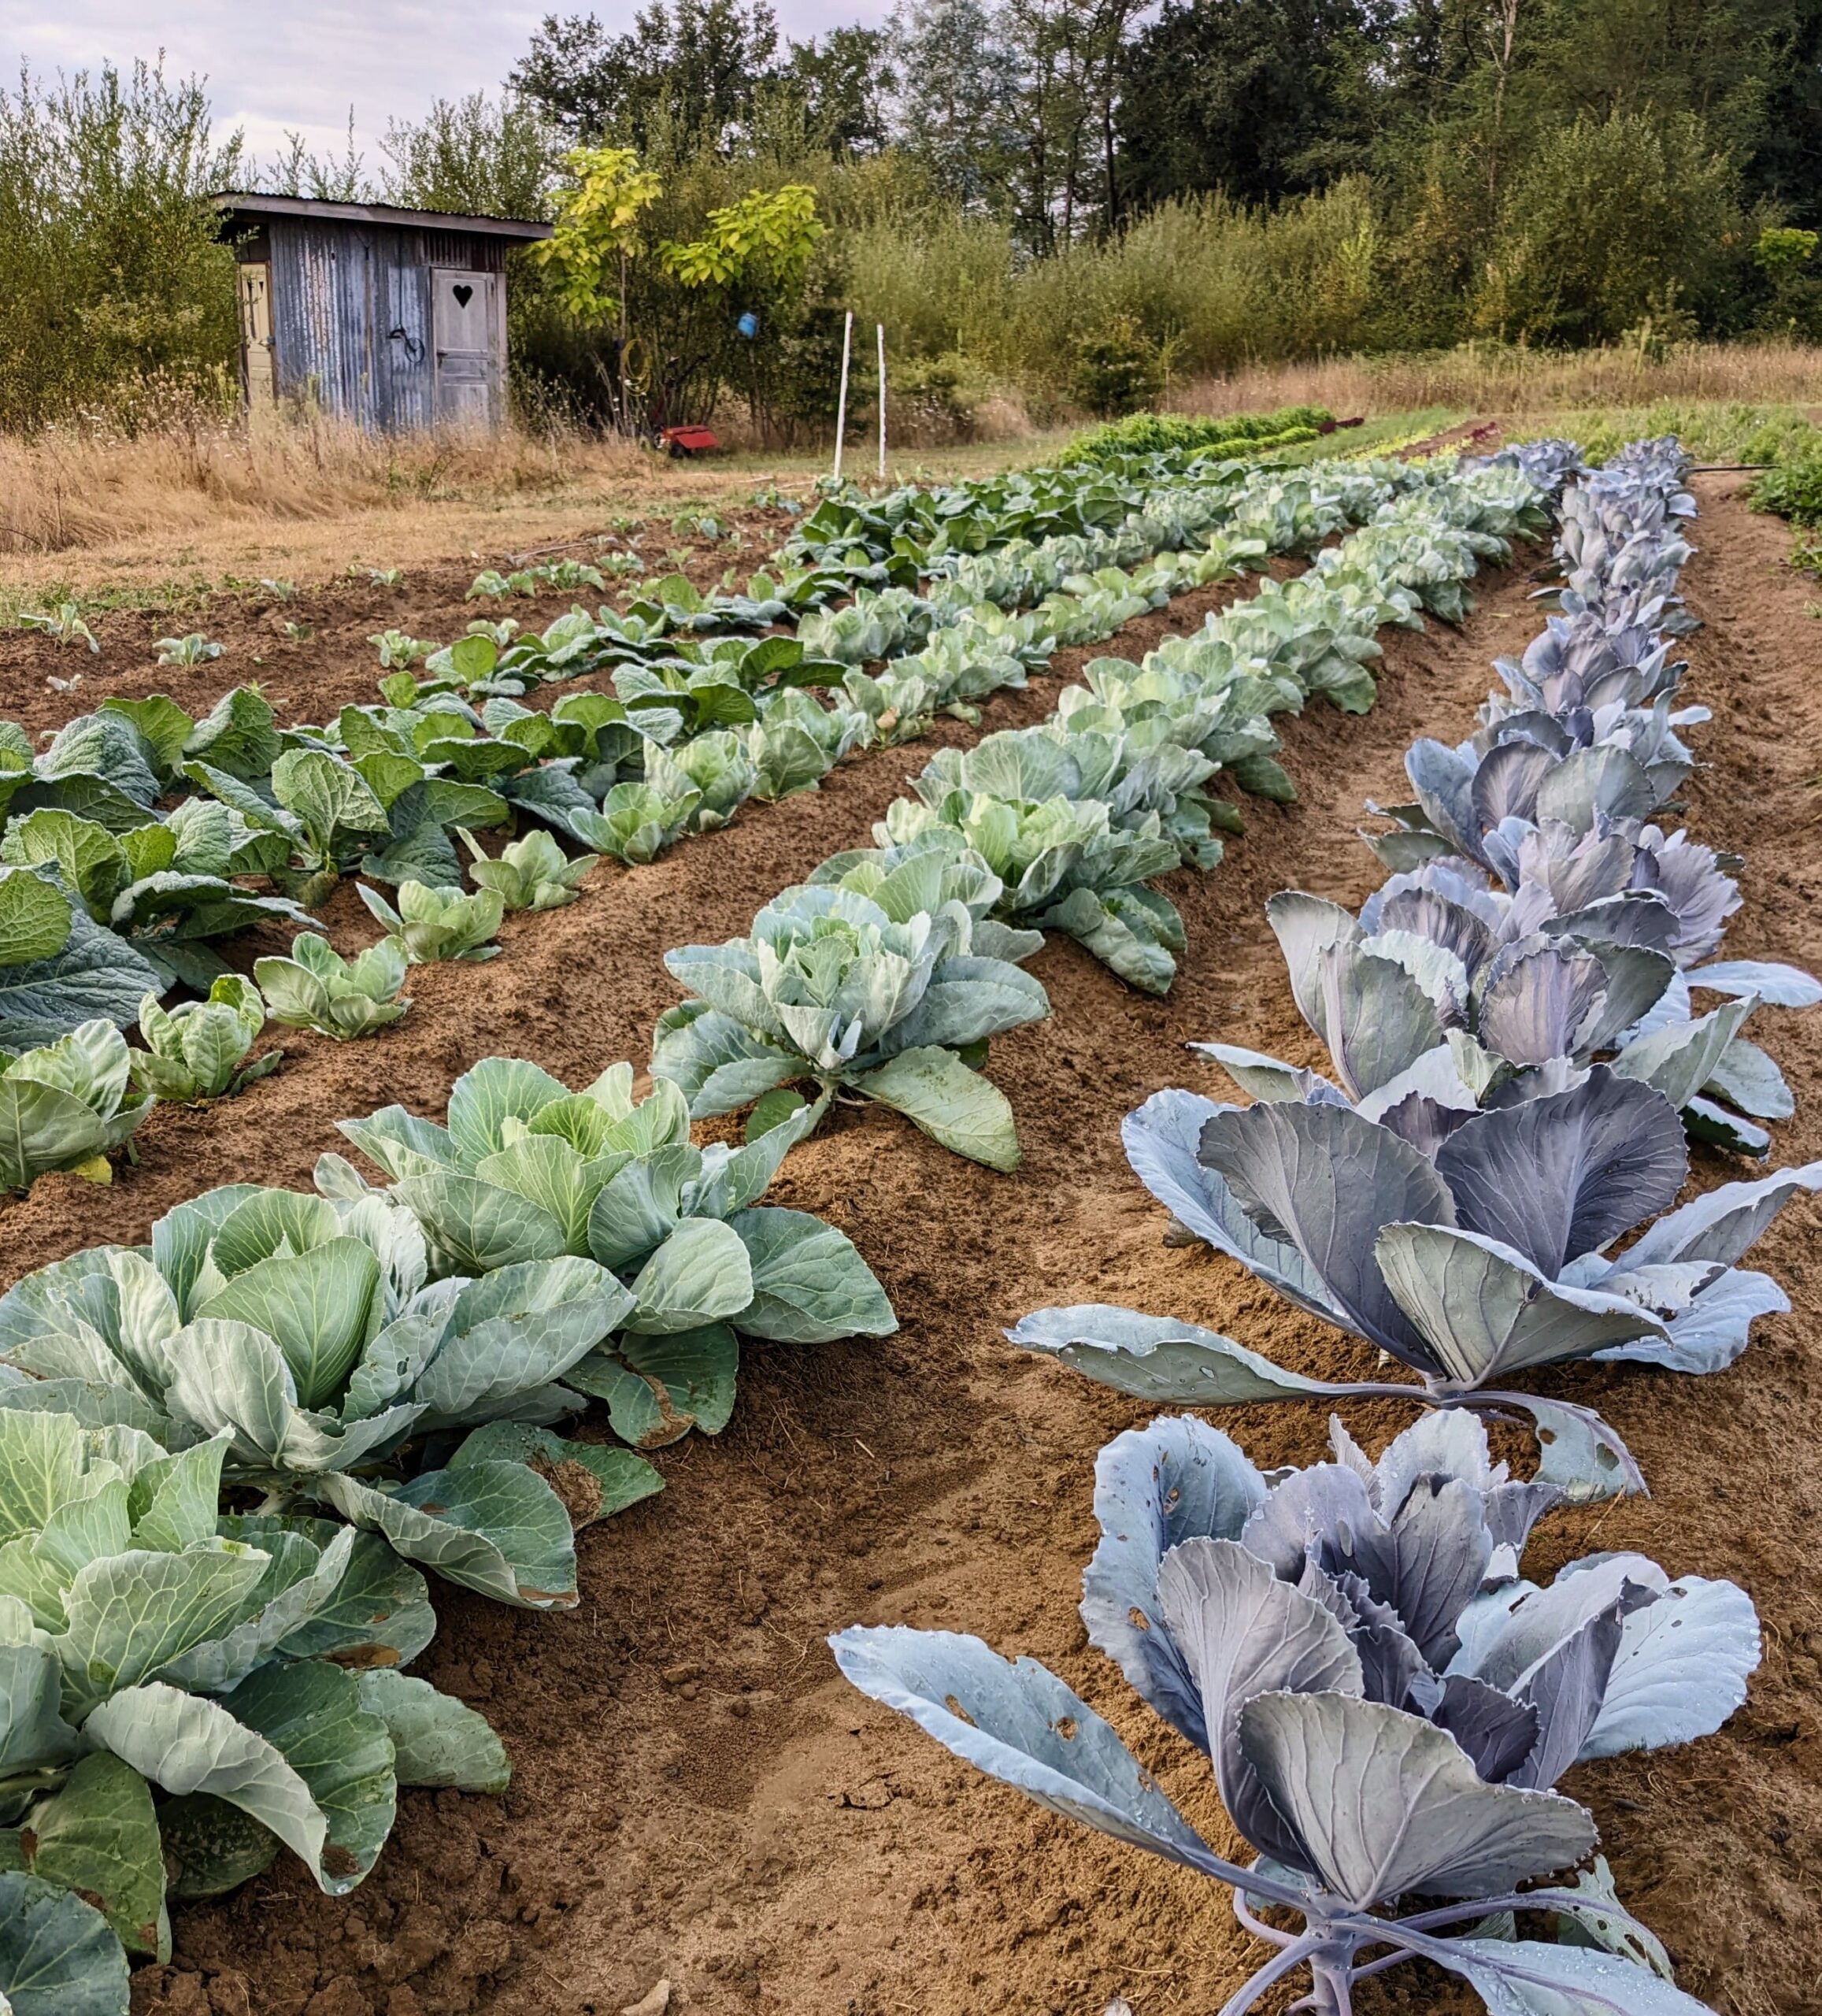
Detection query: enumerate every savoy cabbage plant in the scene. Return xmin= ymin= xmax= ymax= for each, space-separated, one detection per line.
xmin=652 ymin=880 xmax=1050 ymax=1170
xmin=0 ymin=800 xmax=312 ymax=993
xmin=0 ymin=1409 xmax=504 ymax=2011
xmin=0 ymin=1181 xmax=659 ymax=1608
xmin=0 ymin=863 xmax=165 ymax=1053
xmin=1020 ymin=1069 xmax=1822 ymax=1499
xmin=321 ymin=1057 xmax=898 ymax=1447
xmin=836 ymin=1409 xmax=1750 ymax=2016
xmin=183 ymin=748 xmax=394 ymax=910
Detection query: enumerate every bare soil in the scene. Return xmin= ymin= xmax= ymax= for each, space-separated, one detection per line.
xmin=6 ymin=480 xmax=1816 ymax=2016
xmin=0 ymin=505 xmax=797 ymax=743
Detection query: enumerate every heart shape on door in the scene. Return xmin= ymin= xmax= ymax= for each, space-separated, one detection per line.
xmin=453 ymin=284 xmax=473 ymax=307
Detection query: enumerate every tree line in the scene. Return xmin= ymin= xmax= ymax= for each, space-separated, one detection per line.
xmin=2 ymin=2 xmax=1820 ymax=435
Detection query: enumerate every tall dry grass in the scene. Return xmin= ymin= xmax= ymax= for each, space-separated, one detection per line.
xmin=6 ymin=337 xmax=1817 ymax=578
xmin=1168 ymin=341 xmax=1822 ymax=423
xmin=0 ymin=410 xmax=652 ymax=557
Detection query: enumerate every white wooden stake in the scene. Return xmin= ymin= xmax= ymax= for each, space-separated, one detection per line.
xmin=833 ymin=309 xmax=854 ymax=481
xmin=876 ymin=322 xmax=887 ymax=481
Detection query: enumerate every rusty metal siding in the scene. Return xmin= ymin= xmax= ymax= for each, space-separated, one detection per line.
xmin=262 ymin=219 xmax=509 ymax=431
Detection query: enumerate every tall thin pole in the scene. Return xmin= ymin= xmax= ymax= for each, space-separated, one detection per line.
xmin=876 ymin=322 xmax=887 ymax=481
xmin=618 ymin=249 xmax=629 ymax=435
xmin=833 ymin=309 xmax=854 ymax=481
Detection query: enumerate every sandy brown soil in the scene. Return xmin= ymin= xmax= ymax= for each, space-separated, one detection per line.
xmin=0 ymin=505 xmax=796 ymax=743
xmin=8 ymin=480 xmax=1817 ymax=2016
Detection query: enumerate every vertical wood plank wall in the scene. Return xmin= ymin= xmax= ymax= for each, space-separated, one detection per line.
xmin=259 ymin=220 xmax=509 ymax=432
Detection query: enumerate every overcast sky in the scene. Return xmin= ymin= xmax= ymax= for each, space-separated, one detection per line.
xmin=6 ymin=1 xmax=887 ymax=167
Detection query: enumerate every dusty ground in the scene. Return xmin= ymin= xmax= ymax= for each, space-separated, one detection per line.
xmin=2 ymin=479 xmax=1816 ymax=2016
xmin=0 ymin=433 xmax=1072 ymax=613
xmin=0 ymin=502 xmax=804 ymax=739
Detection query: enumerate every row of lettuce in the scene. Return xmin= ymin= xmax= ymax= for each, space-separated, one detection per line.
xmin=0 ymin=449 xmax=1554 ymax=2005
xmin=0 ymin=448 xmax=1524 ymax=1197
xmin=835 ymin=441 xmax=1817 ymax=2014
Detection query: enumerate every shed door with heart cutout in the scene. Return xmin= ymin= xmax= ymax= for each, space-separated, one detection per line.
xmin=431 ymin=268 xmax=500 ymax=428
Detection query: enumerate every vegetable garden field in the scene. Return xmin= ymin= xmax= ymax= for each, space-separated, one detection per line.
xmin=0 ymin=424 xmax=1816 ymax=2016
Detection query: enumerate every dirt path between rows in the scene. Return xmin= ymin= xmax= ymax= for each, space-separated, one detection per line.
xmin=83 ymin=480 xmax=1822 ymax=2016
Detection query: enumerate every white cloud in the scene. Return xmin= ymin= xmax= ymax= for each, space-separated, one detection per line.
xmin=6 ymin=0 xmax=889 ymax=168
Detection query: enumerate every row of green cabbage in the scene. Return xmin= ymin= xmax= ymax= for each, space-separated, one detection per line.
xmin=0 ymin=458 xmax=1436 ymax=1202
xmin=0 ymin=453 xmax=1406 ymax=1073
xmin=0 ymin=1050 xmax=905 ymax=2004
xmin=0 ymin=455 xmax=1546 ymax=1207
xmin=0 ymin=449 xmax=1550 ymax=2004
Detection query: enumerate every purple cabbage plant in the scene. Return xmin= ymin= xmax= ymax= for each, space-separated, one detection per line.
xmin=834 ymin=1408 xmax=1756 ymax=2014
xmin=1013 ymin=439 xmax=1820 ymax=1495
xmin=1018 ymin=1068 xmax=1819 ymax=1498
xmin=1202 ymin=854 xmax=1815 ymax=1158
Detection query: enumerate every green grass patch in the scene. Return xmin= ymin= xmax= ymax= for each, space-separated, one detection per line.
xmin=1548 ymin=398 xmax=1822 ymax=467
xmin=1 ymin=573 xmax=236 ymax=632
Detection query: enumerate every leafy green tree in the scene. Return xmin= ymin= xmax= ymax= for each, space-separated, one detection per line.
xmin=380 ymin=91 xmax=561 ymax=219
xmin=890 ymin=0 xmax=1021 ymax=212
xmin=779 ymin=27 xmax=898 ymax=156
xmin=534 ymin=144 xmax=838 ymax=437
xmin=1117 ymin=0 xmax=1383 ymax=208
xmin=0 ymin=57 xmax=243 ymax=430
xmin=513 ymin=0 xmax=783 ymax=149
xmin=1752 ymin=221 xmax=1822 ymax=335
xmin=1472 ymin=108 xmax=1747 ymax=343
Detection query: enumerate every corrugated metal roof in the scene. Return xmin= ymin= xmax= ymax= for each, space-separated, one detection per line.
xmin=210 ymin=192 xmax=553 ymax=240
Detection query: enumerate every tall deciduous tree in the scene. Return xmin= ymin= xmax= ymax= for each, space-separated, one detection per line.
xmin=890 ymin=0 xmax=1021 ymax=210
xmin=380 ymin=93 xmax=560 ymax=219
xmin=512 ymin=0 xmax=783 ymax=150
xmin=780 ymin=27 xmax=898 ymax=156
xmin=1116 ymin=0 xmax=1384 ymax=209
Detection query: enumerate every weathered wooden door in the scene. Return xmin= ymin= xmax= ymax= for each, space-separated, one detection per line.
xmin=431 ymin=268 xmax=500 ymax=429
xmin=238 ymin=263 xmax=276 ymax=405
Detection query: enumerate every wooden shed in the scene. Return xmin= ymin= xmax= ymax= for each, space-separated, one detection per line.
xmin=210 ymin=193 xmax=554 ymax=432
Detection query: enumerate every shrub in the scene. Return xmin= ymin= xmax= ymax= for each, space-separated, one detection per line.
xmin=1070 ymin=314 xmax=1164 ymax=417
xmin=0 ymin=60 xmax=242 ymax=432
xmin=1472 ymin=113 xmax=1748 ymax=346
xmin=1751 ymin=451 xmax=1822 ymax=524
